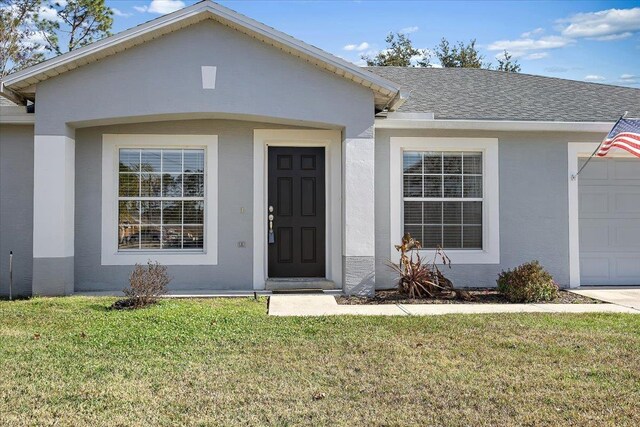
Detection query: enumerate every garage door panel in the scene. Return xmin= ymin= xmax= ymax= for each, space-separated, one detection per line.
xmin=615 ymin=192 xmax=640 ymax=213
xmin=615 ymin=258 xmax=640 ymax=280
xmin=579 ymin=158 xmax=640 ymax=286
xmin=579 ymin=192 xmax=609 ymax=215
xmin=614 ymin=159 xmax=640 ymax=180
xmin=580 ymin=257 xmax=610 ymax=282
xmin=579 ymin=221 xmax=610 ymax=250
xmin=614 ymin=224 xmax=640 ymax=248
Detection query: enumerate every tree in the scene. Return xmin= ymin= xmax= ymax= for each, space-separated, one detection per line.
xmin=495 ymin=50 xmax=521 ymax=73
xmin=362 ymin=32 xmax=429 ymax=67
xmin=0 ymin=0 xmax=45 ymax=77
xmin=434 ymin=38 xmax=485 ymax=68
xmin=36 ymin=0 xmax=113 ymax=55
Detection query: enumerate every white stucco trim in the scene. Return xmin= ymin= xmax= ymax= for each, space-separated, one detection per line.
xmin=567 ymin=142 xmax=635 ymax=287
xmin=253 ymin=129 xmax=342 ymax=290
xmin=390 ymin=137 xmax=500 ymax=264
xmin=33 ymin=135 xmax=75 ymax=258
xmin=101 ymin=134 xmax=218 ymax=265
xmin=376 ymin=118 xmax=615 ymax=133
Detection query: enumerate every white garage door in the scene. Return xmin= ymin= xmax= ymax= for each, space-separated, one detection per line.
xmin=579 ymin=157 xmax=640 ymax=285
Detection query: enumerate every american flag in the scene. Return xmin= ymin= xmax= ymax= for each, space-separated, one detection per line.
xmin=596 ymin=117 xmax=640 ymax=158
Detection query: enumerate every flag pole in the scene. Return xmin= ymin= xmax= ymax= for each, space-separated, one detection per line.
xmin=571 ymin=111 xmax=628 ymax=181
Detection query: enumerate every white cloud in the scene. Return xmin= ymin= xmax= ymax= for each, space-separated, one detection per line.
xmin=112 ymin=8 xmax=132 ymax=18
xmin=343 ymin=42 xmax=370 ymax=52
xmin=544 ymin=66 xmax=570 ymax=73
xmin=584 ymin=75 xmax=605 ymax=81
xmin=488 ymin=35 xmax=573 ymax=52
xmin=559 ymin=7 xmax=640 ymax=39
xmin=400 ymin=26 xmax=419 ymax=34
xmin=592 ymin=32 xmax=633 ymax=41
xmin=524 ymin=52 xmax=549 ymax=60
xmin=37 ymin=5 xmax=61 ymax=22
xmin=136 ymin=1 xmax=185 ymax=14
xmin=521 ymin=27 xmax=544 ymax=38
xmin=620 ymin=74 xmax=636 ymax=80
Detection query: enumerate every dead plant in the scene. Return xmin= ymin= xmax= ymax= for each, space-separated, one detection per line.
xmin=389 ymin=233 xmax=472 ymax=300
xmin=113 ymin=261 xmax=171 ymax=309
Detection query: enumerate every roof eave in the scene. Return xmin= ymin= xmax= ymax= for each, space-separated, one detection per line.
xmin=375 ymin=118 xmax=615 ymax=133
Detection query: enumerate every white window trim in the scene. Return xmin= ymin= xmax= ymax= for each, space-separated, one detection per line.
xmin=567 ymin=142 xmax=635 ymax=287
xmin=252 ymin=129 xmax=342 ymax=290
xmin=101 ymin=134 xmax=218 ymax=265
xmin=390 ymin=137 xmax=500 ymax=264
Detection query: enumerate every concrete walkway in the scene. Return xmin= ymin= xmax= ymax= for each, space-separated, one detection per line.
xmin=569 ymin=288 xmax=640 ymax=310
xmin=268 ymin=294 xmax=640 ymax=317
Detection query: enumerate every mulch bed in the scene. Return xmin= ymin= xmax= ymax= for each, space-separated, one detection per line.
xmin=336 ymin=289 xmax=602 ymax=305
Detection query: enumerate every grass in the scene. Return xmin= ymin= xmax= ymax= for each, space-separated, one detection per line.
xmin=0 ymin=297 xmax=639 ymax=426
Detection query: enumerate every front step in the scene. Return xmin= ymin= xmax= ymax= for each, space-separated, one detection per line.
xmin=266 ymin=278 xmax=337 ymax=291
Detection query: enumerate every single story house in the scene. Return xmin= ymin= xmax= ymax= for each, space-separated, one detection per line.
xmin=1 ymin=1 xmax=639 ymax=297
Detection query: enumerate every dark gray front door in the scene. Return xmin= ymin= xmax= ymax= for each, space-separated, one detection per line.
xmin=268 ymin=147 xmax=326 ymax=278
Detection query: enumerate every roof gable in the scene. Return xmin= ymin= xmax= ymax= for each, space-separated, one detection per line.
xmin=1 ymin=1 xmax=399 ymax=108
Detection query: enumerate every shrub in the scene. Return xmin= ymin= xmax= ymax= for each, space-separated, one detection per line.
xmin=389 ymin=233 xmax=473 ymax=300
xmin=115 ymin=261 xmax=171 ymax=309
xmin=497 ymin=261 xmax=558 ymax=303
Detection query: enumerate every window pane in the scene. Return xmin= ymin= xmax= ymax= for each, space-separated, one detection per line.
xmin=423 ymin=152 xmax=442 ymax=174
xmin=463 ymin=175 xmax=483 ymax=198
xmin=162 ymin=225 xmax=182 ymax=249
xmin=404 ymin=224 xmax=423 ymax=245
xmin=140 ymin=174 xmax=161 ymax=197
xmin=184 ymin=200 xmax=204 ymax=225
xmin=140 ymin=226 xmax=161 ymax=249
xmin=141 ymin=150 xmax=161 ymax=173
xmin=119 ymin=201 xmax=139 ymax=225
xmin=162 ymin=201 xmax=182 ymax=225
xmin=423 ymin=176 xmax=442 ymax=197
xmin=119 ymin=149 xmax=140 ymax=172
xmin=423 ymin=202 xmax=442 ymax=225
xmin=463 ymin=226 xmax=482 ymax=249
xmin=443 ymin=175 xmax=462 ymax=197
xmin=118 ymin=225 xmax=139 ymax=249
xmin=443 ymin=202 xmax=462 ymax=224
xmin=184 ymin=174 xmax=205 ymax=197
xmin=443 ymin=153 xmax=462 ymax=174
xmin=443 ymin=225 xmax=462 ymax=248
xmin=183 ymin=226 xmax=204 ymax=249
xmin=403 ymin=175 xmax=423 ymax=197
xmin=403 ymin=152 xmax=422 ymax=174
xmin=184 ymin=150 xmax=205 ymax=173
xmin=463 ymin=153 xmax=482 ymax=175
xmin=162 ymin=150 xmax=182 ymax=173
xmin=140 ymin=201 xmax=161 ymax=224
xmin=423 ymin=225 xmax=442 ymax=248
xmin=463 ymin=202 xmax=482 ymax=225
xmin=162 ymin=173 xmax=182 ymax=197
xmin=119 ymin=173 xmax=139 ymax=197
xmin=404 ymin=201 xmax=422 ymax=225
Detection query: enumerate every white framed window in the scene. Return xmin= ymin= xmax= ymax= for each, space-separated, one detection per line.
xmin=102 ymin=134 xmax=218 ymax=265
xmin=390 ymin=137 xmax=499 ymax=264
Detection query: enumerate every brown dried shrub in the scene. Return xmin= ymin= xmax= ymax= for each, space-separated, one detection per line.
xmin=389 ymin=233 xmax=472 ymax=300
xmin=113 ymin=261 xmax=171 ymax=309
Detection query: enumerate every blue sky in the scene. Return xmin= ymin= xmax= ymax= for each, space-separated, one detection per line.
xmin=104 ymin=0 xmax=640 ymax=87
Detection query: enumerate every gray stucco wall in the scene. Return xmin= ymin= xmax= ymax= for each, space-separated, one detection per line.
xmin=34 ymin=19 xmax=374 ymax=138
xmin=0 ymin=125 xmax=34 ymax=296
xmin=375 ymin=129 xmax=603 ymax=289
xmin=75 ymin=119 xmax=308 ymax=291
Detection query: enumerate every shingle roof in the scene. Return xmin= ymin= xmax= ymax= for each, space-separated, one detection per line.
xmin=0 ymin=96 xmax=17 ymax=107
xmin=365 ymin=67 xmax=640 ymax=122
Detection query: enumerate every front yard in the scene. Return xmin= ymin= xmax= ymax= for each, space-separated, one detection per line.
xmin=1 ymin=297 xmax=638 ymax=426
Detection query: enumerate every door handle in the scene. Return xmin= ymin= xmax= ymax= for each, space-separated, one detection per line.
xmin=268 ymin=206 xmax=275 ymax=244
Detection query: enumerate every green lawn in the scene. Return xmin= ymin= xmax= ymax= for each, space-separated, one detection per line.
xmin=0 ymin=297 xmax=639 ymax=426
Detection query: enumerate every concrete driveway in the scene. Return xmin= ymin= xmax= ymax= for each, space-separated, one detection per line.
xmin=570 ymin=288 xmax=640 ymax=310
